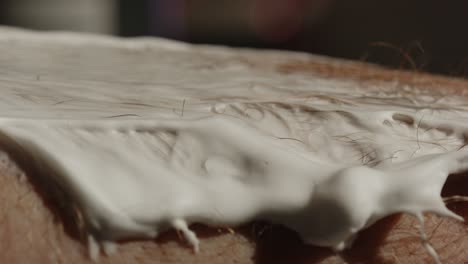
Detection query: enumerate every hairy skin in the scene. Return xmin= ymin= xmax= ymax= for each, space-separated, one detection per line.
xmin=2 ymin=59 xmax=468 ymax=264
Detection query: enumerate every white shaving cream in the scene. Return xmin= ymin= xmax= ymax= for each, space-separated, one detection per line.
xmin=0 ymin=27 xmax=467 ymax=262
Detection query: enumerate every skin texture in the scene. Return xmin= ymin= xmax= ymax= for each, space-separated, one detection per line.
xmin=2 ymin=59 xmax=468 ymax=264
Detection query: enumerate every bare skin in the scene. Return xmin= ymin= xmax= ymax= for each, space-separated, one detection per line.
xmin=2 ymin=59 xmax=468 ymax=264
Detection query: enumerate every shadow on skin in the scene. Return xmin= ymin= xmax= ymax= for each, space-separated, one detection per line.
xmin=341 ymin=214 xmax=402 ymax=264
xmin=441 ymin=171 xmax=468 ymax=225
xmin=250 ymin=223 xmax=334 ymax=264
xmin=245 ymin=217 xmax=397 ymax=264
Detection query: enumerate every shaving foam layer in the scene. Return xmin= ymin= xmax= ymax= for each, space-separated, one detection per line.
xmin=1 ymin=27 xmax=468 ymax=258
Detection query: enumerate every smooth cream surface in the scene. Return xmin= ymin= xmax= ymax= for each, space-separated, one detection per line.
xmin=1 ymin=27 xmax=468 ymax=260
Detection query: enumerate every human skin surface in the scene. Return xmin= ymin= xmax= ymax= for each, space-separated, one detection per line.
xmin=1 ymin=58 xmax=468 ymax=264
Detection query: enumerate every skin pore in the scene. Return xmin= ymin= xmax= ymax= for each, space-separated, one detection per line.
xmin=1 ymin=57 xmax=468 ymax=264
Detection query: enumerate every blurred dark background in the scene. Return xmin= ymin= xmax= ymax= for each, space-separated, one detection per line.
xmin=1 ymin=0 xmax=468 ymax=77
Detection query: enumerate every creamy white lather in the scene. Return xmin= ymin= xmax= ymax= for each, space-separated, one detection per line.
xmin=0 ymin=27 xmax=467 ymax=261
